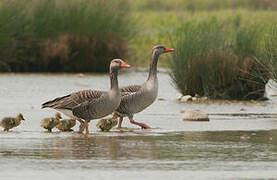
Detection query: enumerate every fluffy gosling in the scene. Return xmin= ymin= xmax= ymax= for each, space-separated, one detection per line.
xmin=96 ymin=113 xmax=118 ymax=132
xmin=56 ymin=119 xmax=76 ymax=132
xmin=0 ymin=113 xmax=25 ymax=131
xmin=40 ymin=112 xmax=61 ymax=132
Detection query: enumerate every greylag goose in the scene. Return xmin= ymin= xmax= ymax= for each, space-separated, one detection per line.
xmin=40 ymin=112 xmax=62 ymax=132
xmin=115 ymin=45 xmax=174 ymax=129
xmin=0 ymin=113 xmax=25 ymax=131
xmin=96 ymin=112 xmax=118 ymax=132
xmin=41 ymin=59 xmax=130 ymax=135
xmin=56 ymin=119 xmax=76 ymax=132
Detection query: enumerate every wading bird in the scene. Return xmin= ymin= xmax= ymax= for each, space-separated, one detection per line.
xmin=115 ymin=45 xmax=175 ymax=129
xmin=41 ymin=59 xmax=130 ymax=135
xmin=0 ymin=113 xmax=25 ymax=131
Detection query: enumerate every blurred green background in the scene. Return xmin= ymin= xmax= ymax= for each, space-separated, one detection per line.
xmin=0 ymin=0 xmax=276 ymax=100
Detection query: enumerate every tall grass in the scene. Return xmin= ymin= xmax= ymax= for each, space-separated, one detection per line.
xmin=0 ymin=0 xmax=132 ymax=72
xmin=133 ymin=0 xmax=277 ymax=11
xmin=170 ymin=17 xmax=276 ymax=100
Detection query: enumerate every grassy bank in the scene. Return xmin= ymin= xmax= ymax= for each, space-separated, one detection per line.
xmin=169 ymin=16 xmax=276 ymax=100
xmin=128 ymin=0 xmax=277 ymax=66
xmin=0 ymin=0 xmax=131 ymax=72
xmin=132 ymin=0 xmax=277 ymax=11
xmin=126 ymin=1 xmax=277 ymax=100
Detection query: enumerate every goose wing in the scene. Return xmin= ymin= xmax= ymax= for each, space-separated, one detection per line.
xmin=41 ymin=90 xmax=103 ymax=110
xmin=120 ymin=85 xmax=141 ymax=93
xmin=72 ymin=97 xmax=104 ymax=120
xmin=116 ymin=89 xmax=144 ymax=114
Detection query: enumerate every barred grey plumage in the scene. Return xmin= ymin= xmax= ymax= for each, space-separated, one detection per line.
xmin=115 ymin=45 xmax=175 ymax=129
xmin=41 ymin=59 xmax=130 ymax=134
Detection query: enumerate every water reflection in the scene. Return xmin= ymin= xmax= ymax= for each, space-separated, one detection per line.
xmin=1 ymin=73 xmax=277 ymax=177
xmin=1 ymin=130 xmax=276 ymax=163
xmin=38 ymin=134 xmax=158 ymax=160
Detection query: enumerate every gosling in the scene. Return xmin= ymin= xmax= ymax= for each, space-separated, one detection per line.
xmin=96 ymin=113 xmax=118 ymax=132
xmin=0 ymin=113 xmax=25 ymax=131
xmin=56 ymin=119 xmax=76 ymax=132
xmin=40 ymin=112 xmax=61 ymax=132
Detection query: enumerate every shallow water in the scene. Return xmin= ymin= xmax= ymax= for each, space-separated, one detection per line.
xmin=1 ymin=71 xmax=277 ymax=179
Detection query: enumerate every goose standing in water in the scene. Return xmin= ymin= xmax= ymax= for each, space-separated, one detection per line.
xmin=115 ymin=45 xmax=174 ymax=129
xmin=0 ymin=113 xmax=25 ymax=131
xmin=41 ymin=59 xmax=130 ymax=135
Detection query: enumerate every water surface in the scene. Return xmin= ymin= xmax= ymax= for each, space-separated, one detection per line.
xmin=0 ymin=72 xmax=277 ymax=179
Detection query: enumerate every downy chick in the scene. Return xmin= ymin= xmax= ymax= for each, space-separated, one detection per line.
xmin=96 ymin=113 xmax=118 ymax=132
xmin=40 ymin=112 xmax=61 ymax=132
xmin=0 ymin=113 xmax=25 ymax=131
xmin=56 ymin=119 xmax=76 ymax=132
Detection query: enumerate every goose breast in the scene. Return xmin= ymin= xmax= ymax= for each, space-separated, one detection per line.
xmin=117 ymin=79 xmax=158 ymax=116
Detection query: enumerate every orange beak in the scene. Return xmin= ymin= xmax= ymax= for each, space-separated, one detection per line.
xmin=120 ymin=61 xmax=131 ymax=68
xmin=165 ymin=47 xmax=175 ymax=52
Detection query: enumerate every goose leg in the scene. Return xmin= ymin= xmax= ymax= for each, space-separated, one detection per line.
xmin=79 ymin=123 xmax=85 ymax=133
xmin=118 ymin=117 xmax=123 ymax=128
xmin=77 ymin=118 xmax=85 ymax=133
xmin=129 ymin=118 xmax=150 ymax=129
xmin=78 ymin=121 xmax=88 ymax=134
xmin=84 ymin=122 xmax=89 ymax=135
xmin=78 ymin=123 xmax=84 ymax=133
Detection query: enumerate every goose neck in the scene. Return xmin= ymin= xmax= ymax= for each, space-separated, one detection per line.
xmin=147 ymin=50 xmax=160 ymax=80
xmin=110 ymin=69 xmax=119 ymax=91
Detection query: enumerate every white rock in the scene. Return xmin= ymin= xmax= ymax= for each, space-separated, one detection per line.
xmin=182 ymin=110 xmax=209 ymax=121
xmin=178 ymin=95 xmax=192 ymax=102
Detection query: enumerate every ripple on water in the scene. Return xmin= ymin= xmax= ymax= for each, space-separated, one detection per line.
xmin=1 ymin=73 xmax=277 ymax=179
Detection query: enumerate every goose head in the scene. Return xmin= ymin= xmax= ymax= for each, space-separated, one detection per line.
xmin=110 ymin=59 xmax=131 ymax=72
xmin=152 ymin=45 xmax=175 ymax=55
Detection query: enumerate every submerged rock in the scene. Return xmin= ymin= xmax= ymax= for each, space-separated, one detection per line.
xmin=181 ymin=110 xmax=209 ymax=121
xmin=158 ymin=98 xmax=166 ymax=101
xmin=178 ymin=95 xmax=192 ymax=102
xmin=178 ymin=95 xmax=209 ymax=103
xmin=240 ymin=108 xmax=246 ymax=111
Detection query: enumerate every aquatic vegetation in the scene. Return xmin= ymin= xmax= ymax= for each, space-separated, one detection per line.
xmin=170 ymin=16 xmax=277 ymax=100
xmin=129 ymin=1 xmax=277 ymax=66
xmin=0 ymin=0 xmax=131 ymax=72
xmin=133 ymin=0 xmax=277 ymax=11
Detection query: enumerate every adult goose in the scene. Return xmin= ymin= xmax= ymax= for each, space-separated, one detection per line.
xmin=41 ymin=59 xmax=130 ymax=135
xmin=115 ymin=45 xmax=174 ymax=129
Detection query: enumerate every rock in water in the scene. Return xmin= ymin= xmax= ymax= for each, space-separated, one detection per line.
xmin=96 ymin=116 xmax=118 ymax=132
xmin=178 ymin=95 xmax=192 ymax=102
xmin=181 ymin=110 xmax=209 ymax=121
